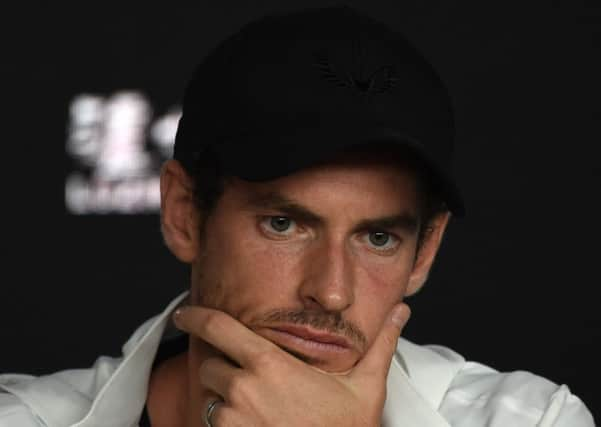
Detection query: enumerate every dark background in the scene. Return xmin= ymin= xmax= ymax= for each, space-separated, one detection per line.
xmin=4 ymin=0 xmax=600 ymax=421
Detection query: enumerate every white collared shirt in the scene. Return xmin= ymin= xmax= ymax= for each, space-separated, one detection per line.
xmin=0 ymin=291 xmax=595 ymax=427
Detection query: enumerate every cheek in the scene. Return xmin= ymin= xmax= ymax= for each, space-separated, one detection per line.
xmin=352 ymin=254 xmax=415 ymax=342
xmin=357 ymin=251 xmax=415 ymax=300
xmin=194 ymin=219 xmax=302 ymax=317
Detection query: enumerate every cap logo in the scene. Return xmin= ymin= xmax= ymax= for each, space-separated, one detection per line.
xmin=313 ymin=51 xmax=398 ymax=101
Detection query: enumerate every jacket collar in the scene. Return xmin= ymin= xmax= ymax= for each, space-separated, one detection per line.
xmin=382 ymin=338 xmax=464 ymax=427
xmin=72 ymin=291 xmax=189 ymax=427
xmin=72 ymin=291 xmax=462 ymax=426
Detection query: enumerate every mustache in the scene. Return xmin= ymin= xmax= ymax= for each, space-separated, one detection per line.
xmin=256 ymin=308 xmax=367 ymax=350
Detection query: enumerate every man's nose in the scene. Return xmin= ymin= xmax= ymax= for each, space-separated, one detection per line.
xmin=297 ymin=238 xmax=356 ymax=312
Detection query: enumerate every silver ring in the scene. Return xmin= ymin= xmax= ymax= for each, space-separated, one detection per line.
xmin=205 ymin=398 xmax=222 ymax=427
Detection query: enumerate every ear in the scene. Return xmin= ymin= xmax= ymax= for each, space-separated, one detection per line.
xmin=405 ymin=211 xmax=451 ymax=296
xmin=160 ymin=160 xmax=202 ymax=263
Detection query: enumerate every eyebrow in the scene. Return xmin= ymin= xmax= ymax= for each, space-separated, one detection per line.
xmin=244 ymin=192 xmax=420 ymax=235
xmin=352 ymin=213 xmax=419 ymax=235
xmin=245 ymin=192 xmax=323 ymax=225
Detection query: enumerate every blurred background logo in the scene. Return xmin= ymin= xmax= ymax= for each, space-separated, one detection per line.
xmin=65 ymin=91 xmax=181 ymax=214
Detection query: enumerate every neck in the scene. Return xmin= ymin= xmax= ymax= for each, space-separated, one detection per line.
xmin=146 ymin=338 xmax=220 ymax=427
xmin=183 ymin=338 xmax=222 ymax=427
xmin=146 ymin=351 xmax=188 ymax=427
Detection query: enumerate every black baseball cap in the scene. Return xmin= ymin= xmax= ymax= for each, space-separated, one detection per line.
xmin=174 ymin=4 xmax=466 ymax=216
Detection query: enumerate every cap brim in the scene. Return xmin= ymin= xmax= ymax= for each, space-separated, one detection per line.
xmin=214 ymin=126 xmax=465 ymax=217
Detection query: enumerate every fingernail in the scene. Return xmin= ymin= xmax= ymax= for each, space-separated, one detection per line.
xmin=173 ymin=307 xmax=185 ymax=327
xmin=391 ymin=304 xmax=410 ymax=328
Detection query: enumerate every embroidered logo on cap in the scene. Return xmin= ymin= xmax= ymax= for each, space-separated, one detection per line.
xmin=313 ymin=51 xmax=398 ymax=101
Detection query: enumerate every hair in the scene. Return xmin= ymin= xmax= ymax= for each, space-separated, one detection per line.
xmin=184 ymin=143 xmax=449 ymax=253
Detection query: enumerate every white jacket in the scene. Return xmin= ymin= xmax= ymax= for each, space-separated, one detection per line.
xmin=0 ymin=291 xmax=595 ymax=427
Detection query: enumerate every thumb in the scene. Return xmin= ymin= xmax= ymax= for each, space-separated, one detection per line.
xmin=352 ymin=303 xmax=411 ymax=381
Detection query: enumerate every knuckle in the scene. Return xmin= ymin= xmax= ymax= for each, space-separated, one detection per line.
xmin=227 ymin=374 xmax=254 ymax=405
xmin=253 ymin=348 xmax=280 ymax=369
xmin=227 ymin=374 xmax=246 ymax=395
xmin=382 ymin=332 xmax=396 ymax=348
xmin=201 ymin=310 xmax=225 ymax=334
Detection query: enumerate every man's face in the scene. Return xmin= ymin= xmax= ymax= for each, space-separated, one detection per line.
xmin=186 ymin=155 xmax=433 ymax=373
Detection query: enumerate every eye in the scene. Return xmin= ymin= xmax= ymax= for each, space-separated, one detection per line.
xmin=369 ymin=231 xmax=390 ymax=246
xmin=363 ymin=231 xmax=400 ymax=253
xmin=269 ymin=216 xmax=293 ymax=232
xmin=259 ymin=216 xmax=298 ymax=237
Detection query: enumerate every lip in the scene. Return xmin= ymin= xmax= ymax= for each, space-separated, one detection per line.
xmin=271 ymin=325 xmax=351 ymax=347
xmin=261 ymin=324 xmax=353 ymax=357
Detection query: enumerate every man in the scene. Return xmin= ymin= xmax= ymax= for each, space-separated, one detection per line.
xmin=0 ymin=5 xmax=594 ymax=427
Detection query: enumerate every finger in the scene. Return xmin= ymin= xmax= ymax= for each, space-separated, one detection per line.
xmin=352 ymin=303 xmax=411 ymax=381
xmin=199 ymin=356 xmax=243 ymax=399
xmin=173 ymin=305 xmax=277 ymax=368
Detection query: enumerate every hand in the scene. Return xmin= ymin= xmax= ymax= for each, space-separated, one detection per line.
xmin=173 ymin=303 xmax=411 ymax=427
